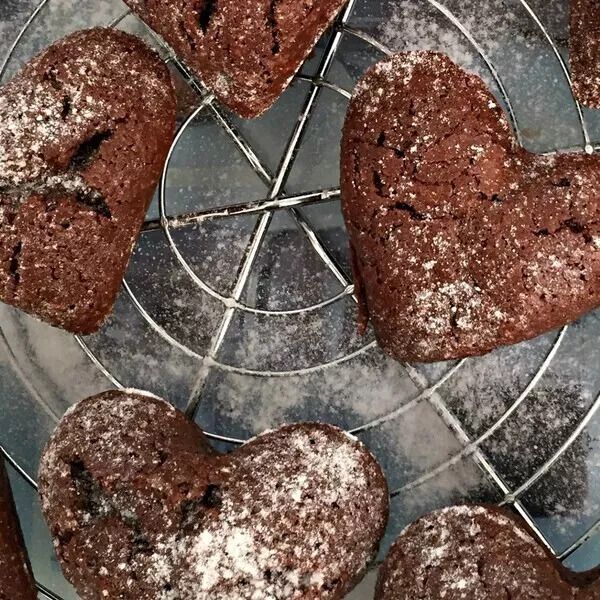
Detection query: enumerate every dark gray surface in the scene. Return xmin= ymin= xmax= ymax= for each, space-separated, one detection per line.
xmin=2 ymin=1 xmax=600 ymax=599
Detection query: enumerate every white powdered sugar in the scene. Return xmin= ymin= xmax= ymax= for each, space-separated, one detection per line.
xmin=413 ymin=281 xmax=500 ymax=335
xmin=353 ymin=51 xmax=432 ymax=113
xmin=0 ymin=79 xmax=93 ymax=188
xmin=379 ymin=505 xmax=559 ymax=599
xmin=144 ymin=426 xmax=382 ymax=599
xmin=122 ymin=388 xmax=175 ymax=407
xmin=0 ymin=28 xmax=171 ymax=199
xmin=41 ymin=399 xmax=386 ymax=600
xmin=61 ymin=388 xmax=174 ymax=421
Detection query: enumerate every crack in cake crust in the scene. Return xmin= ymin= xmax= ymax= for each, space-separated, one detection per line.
xmin=38 ymin=391 xmax=389 ymax=600
xmin=0 ymin=28 xmax=177 ymax=333
xmin=121 ymin=0 xmax=348 ymax=118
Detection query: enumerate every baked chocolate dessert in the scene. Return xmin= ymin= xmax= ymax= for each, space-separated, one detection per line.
xmin=0 ymin=28 xmax=177 ymax=334
xmin=570 ymin=0 xmax=600 ymax=108
xmin=39 ymin=390 xmax=389 ymax=600
xmin=376 ymin=505 xmax=600 ymax=600
xmin=122 ymin=0 xmax=347 ymax=118
xmin=0 ymin=458 xmax=37 ymax=600
xmin=341 ymin=51 xmax=600 ymax=363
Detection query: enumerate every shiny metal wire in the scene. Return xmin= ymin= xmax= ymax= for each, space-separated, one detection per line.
xmin=1 ymin=0 xmax=600 ymax=597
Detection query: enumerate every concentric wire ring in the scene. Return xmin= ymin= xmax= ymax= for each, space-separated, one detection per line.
xmin=1 ymin=2 xmax=600 ymax=597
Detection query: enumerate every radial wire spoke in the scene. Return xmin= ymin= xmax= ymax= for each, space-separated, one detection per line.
xmin=141 ymin=188 xmax=341 ymax=232
xmin=184 ymin=0 xmax=359 ymax=418
xmin=501 ymin=391 xmax=600 ymax=505
xmin=389 ymin=327 xmax=567 ymax=496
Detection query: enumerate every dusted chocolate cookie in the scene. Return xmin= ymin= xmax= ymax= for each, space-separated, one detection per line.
xmin=376 ymin=505 xmax=600 ymax=600
xmin=0 ymin=29 xmax=177 ymax=334
xmin=341 ymin=52 xmax=600 ymax=363
xmin=570 ymin=0 xmax=600 ymax=108
xmin=0 ymin=458 xmax=37 ymax=600
xmin=39 ymin=390 xmax=389 ymax=600
xmin=122 ymin=0 xmax=347 ymax=118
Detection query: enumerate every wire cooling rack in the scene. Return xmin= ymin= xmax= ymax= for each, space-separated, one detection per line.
xmin=2 ymin=0 xmax=600 ymax=598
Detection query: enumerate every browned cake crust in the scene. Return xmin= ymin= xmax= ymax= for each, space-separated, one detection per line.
xmin=570 ymin=0 xmax=600 ymax=108
xmin=0 ymin=28 xmax=177 ymax=334
xmin=376 ymin=505 xmax=600 ymax=600
xmin=122 ymin=0 xmax=347 ymax=118
xmin=38 ymin=390 xmax=389 ymax=600
xmin=0 ymin=459 xmax=37 ymax=600
xmin=341 ymin=52 xmax=600 ymax=363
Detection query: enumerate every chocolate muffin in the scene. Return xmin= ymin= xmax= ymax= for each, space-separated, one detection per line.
xmin=0 ymin=458 xmax=37 ymax=600
xmin=341 ymin=52 xmax=600 ymax=363
xmin=570 ymin=0 xmax=600 ymax=108
xmin=122 ymin=0 xmax=347 ymax=118
xmin=39 ymin=390 xmax=389 ymax=600
xmin=376 ymin=505 xmax=600 ymax=600
xmin=0 ymin=29 xmax=177 ymax=334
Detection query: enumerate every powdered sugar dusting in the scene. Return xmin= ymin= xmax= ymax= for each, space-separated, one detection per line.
xmin=38 ymin=390 xmax=188 ymax=515
xmin=379 ymin=505 xmax=572 ymax=599
xmin=342 ymin=48 xmax=600 ymax=363
xmin=62 ymin=388 xmax=174 ymax=420
xmin=40 ymin=395 xmax=387 ymax=600
xmin=147 ymin=426 xmax=383 ymax=599
xmin=353 ymin=51 xmax=430 ymax=114
xmin=122 ymin=388 xmax=175 ymax=407
xmin=0 ymin=28 xmax=172 ymax=199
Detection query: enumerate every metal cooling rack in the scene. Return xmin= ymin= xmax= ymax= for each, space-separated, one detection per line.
xmin=2 ymin=0 xmax=600 ymax=598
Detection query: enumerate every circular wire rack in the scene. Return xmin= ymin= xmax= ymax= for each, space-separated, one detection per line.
xmin=2 ymin=0 xmax=600 ymax=598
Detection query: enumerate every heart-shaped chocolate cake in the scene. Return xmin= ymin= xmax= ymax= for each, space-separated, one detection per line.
xmin=38 ymin=390 xmax=389 ymax=599
xmin=341 ymin=51 xmax=600 ymax=363
xmin=122 ymin=0 xmax=348 ymax=118
xmin=376 ymin=505 xmax=600 ymax=599
xmin=0 ymin=458 xmax=37 ymax=600
xmin=0 ymin=28 xmax=177 ymax=334
xmin=570 ymin=0 xmax=600 ymax=108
